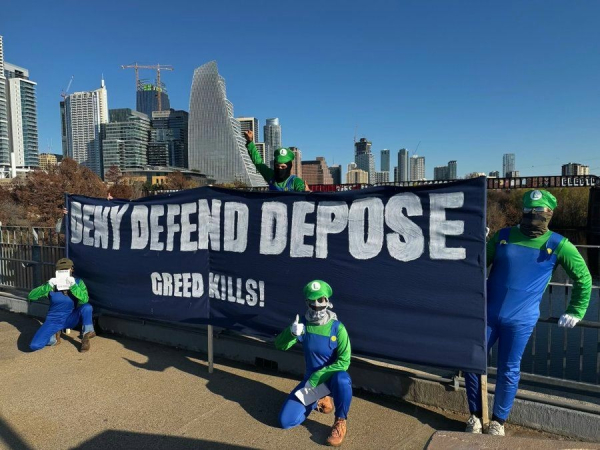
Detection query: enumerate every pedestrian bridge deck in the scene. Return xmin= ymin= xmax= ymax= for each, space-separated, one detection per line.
xmin=0 ymin=309 xmax=585 ymax=450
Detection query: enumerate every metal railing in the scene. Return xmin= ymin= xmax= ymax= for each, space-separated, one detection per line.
xmin=488 ymin=280 xmax=600 ymax=385
xmin=0 ymin=226 xmax=65 ymax=289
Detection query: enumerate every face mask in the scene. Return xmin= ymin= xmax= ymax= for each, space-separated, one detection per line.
xmin=305 ymin=298 xmax=333 ymax=323
xmin=520 ymin=211 xmax=553 ymax=237
xmin=306 ymin=308 xmax=328 ymax=322
xmin=274 ymin=162 xmax=293 ymax=182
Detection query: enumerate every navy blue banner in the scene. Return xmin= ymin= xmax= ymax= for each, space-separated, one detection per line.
xmin=67 ymin=177 xmax=487 ymax=373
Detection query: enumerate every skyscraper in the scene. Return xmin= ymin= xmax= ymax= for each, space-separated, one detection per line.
xmin=433 ymin=160 xmax=457 ymax=181
xmin=237 ymin=117 xmax=259 ymax=142
xmin=255 ymin=142 xmax=266 ymax=162
xmin=434 ymin=166 xmax=449 ymax=181
xmin=354 ymin=138 xmax=375 ymax=182
xmin=264 ymin=118 xmax=281 ymax=169
xmin=4 ymin=62 xmax=39 ymax=168
xmin=301 ymin=157 xmax=334 ymax=185
xmin=398 ymin=148 xmax=409 ymax=182
xmin=503 ymin=153 xmax=516 ymax=178
xmin=329 ymin=164 xmax=342 ymax=184
xmin=188 ymin=61 xmax=265 ymax=186
xmin=448 ymin=160 xmax=457 ymax=179
xmin=289 ymin=146 xmax=303 ymax=179
xmin=0 ymin=36 xmax=10 ymax=167
xmin=61 ymin=79 xmax=109 ymax=177
xmin=374 ymin=171 xmax=389 ymax=184
xmin=136 ymin=82 xmax=170 ymax=118
xmin=151 ymin=109 xmax=188 ymax=168
xmin=102 ymin=108 xmax=150 ymax=177
xmin=381 ymin=149 xmax=390 ymax=173
xmin=410 ymin=155 xmax=425 ymax=181
xmin=562 ymin=163 xmax=590 ymax=176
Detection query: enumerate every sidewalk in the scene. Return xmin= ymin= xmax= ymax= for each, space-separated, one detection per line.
xmin=0 ymin=309 xmax=584 ymax=450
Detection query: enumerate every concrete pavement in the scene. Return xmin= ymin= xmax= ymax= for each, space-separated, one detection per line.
xmin=0 ymin=309 xmax=587 ymax=450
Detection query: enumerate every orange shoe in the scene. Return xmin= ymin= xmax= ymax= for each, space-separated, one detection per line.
xmin=326 ymin=417 xmax=347 ymax=447
xmin=317 ymin=396 xmax=334 ymax=414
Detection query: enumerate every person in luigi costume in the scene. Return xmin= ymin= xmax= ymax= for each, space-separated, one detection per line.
xmin=243 ymin=130 xmax=307 ymax=191
xmin=27 ymin=257 xmax=96 ymax=352
xmin=464 ymin=190 xmax=591 ymax=436
xmin=275 ymin=280 xmax=352 ymax=447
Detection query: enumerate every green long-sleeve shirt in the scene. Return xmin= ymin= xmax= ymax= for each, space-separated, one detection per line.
xmin=246 ymin=141 xmax=306 ymax=192
xmin=275 ymin=319 xmax=351 ymax=387
xmin=28 ymin=279 xmax=90 ymax=305
xmin=487 ymin=227 xmax=592 ymax=319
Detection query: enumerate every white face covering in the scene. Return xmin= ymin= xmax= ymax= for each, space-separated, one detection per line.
xmin=305 ymin=297 xmax=335 ymax=325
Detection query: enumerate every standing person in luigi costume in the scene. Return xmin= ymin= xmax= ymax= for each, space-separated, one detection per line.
xmin=275 ymin=280 xmax=352 ymax=447
xmin=464 ymin=190 xmax=591 ymax=436
xmin=243 ymin=130 xmax=307 ymax=191
xmin=27 ymin=258 xmax=97 ymax=352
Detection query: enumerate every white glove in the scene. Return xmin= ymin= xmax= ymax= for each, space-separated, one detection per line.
xmin=48 ymin=278 xmax=57 ymax=287
xmin=558 ymin=314 xmax=580 ymax=329
xmin=66 ymin=276 xmax=76 ymax=288
xmin=290 ymin=314 xmax=305 ymax=337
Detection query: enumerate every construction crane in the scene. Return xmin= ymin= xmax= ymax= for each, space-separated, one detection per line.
xmin=121 ymin=63 xmax=174 ymax=111
xmin=60 ymin=75 xmax=74 ymax=101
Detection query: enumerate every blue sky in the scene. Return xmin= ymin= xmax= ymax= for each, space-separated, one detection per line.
xmin=2 ymin=0 xmax=600 ymax=179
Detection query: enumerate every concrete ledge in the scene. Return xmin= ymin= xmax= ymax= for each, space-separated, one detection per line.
xmin=1 ymin=291 xmax=599 ymax=442
xmin=427 ymin=431 xmax=600 ymax=449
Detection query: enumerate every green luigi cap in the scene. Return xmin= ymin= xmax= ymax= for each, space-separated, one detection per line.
xmin=303 ymin=280 xmax=333 ymax=301
xmin=56 ymin=258 xmax=74 ymax=270
xmin=522 ymin=190 xmax=557 ymax=210
xmin=274 ymin=148 xmax=295 ymax=165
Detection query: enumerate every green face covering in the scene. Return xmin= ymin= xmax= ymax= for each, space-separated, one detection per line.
xmin=520 ymin=211 xmax=553 ymax=237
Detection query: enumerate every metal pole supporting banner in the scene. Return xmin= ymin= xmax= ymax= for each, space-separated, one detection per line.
xmin=207 ymin=324 xmax=214 ymax=373
xmin=481 ymin=374 xmax=489 ymax=426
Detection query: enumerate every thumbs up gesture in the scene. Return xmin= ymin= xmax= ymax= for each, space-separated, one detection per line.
xmin=290 ymin=314 xmax=305 ymax=337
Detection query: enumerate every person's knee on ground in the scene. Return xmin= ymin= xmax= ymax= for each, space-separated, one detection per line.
xmin=279 ymin=399 xmax=310 ymax=429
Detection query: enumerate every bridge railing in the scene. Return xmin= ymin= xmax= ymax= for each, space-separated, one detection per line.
xmin=0 ymin=225 xmax=598 ymax=385
xmin=0 ymin=226 xmax=65 ymax=289
xmin=488 ymin=280 xmax=600 ymax=386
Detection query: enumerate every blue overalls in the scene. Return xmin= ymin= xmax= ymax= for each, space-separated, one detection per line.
xmin=269 ymin=175 xmax=297 ymax=192
xmin=29 ymin=279 xmax=94 ymax=351
xmin=465 ymin=228 xmax=563 ymax=420
xmin=279 ymin=319 xmax=353 ymax=429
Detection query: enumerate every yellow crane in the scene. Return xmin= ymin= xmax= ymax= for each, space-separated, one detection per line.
xmin=121 ymin=63 xmax=174 ymax=111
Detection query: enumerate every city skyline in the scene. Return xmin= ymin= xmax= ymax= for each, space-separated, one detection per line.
xmin=2 ymin=2 xmax=600 ymax=180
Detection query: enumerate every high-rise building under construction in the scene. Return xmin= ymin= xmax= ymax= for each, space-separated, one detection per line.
xmin=137 ymin=82 xmax=170 ymax=118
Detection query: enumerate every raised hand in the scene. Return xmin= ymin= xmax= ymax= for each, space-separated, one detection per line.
xmin=290 ymin=314 xmax=305 ymax=336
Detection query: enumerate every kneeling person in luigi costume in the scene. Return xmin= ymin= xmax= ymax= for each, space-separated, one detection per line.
xmin=28 ymin=258 xmax=96 ymax=352
xmin=275 ymin=280 xmax=352 ymax=447
xmin=464 ymin=190 xmax=591 ymax=436
xmin=244 ymin=130 xmax=307 ymax=191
